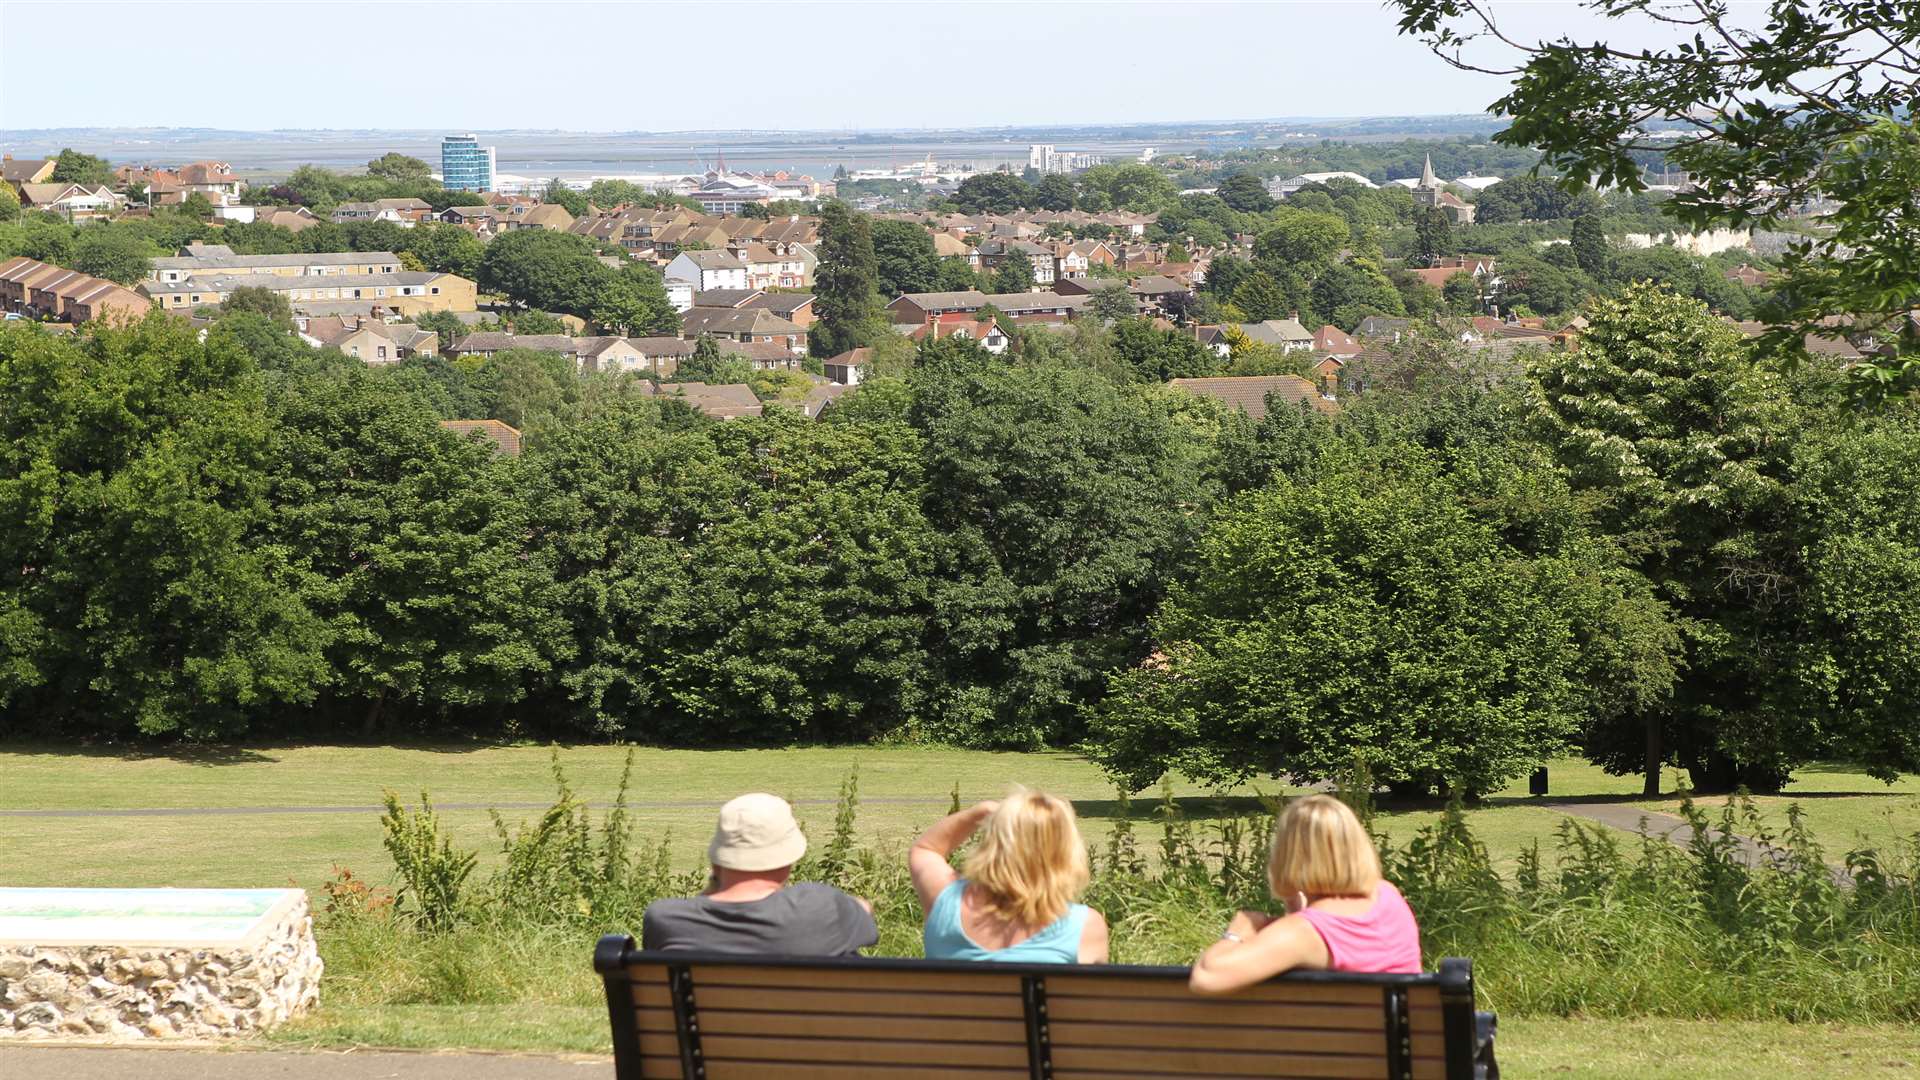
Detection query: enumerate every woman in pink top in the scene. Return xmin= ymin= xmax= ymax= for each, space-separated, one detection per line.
xmin=1189 ymin=794 xmax=1422 ymax=993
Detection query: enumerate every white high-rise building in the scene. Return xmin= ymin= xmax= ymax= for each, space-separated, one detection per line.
xmin=1028 ymin=144 xmax=1055 ymax=172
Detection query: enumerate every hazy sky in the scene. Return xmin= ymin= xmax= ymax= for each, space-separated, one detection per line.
xmin=1 ymin=1 xmax=1642 ymax=131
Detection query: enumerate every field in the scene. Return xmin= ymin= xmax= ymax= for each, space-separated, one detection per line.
xmin=4 ymin=741 xmax=1918 ymax=1078
xmin=4 ymin=743 xmax=1914 ymax=895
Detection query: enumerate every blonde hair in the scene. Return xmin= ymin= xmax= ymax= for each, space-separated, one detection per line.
xmin=962 ymin=788 xmax=1090 ymax=928
xmin=1267 ymin=794 xmax=1382 ymax=900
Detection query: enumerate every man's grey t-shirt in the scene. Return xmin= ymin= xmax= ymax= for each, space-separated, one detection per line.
xmin=641 ymin=883 xmax=878 ymax=956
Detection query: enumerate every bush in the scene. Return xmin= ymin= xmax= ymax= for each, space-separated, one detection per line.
xmin=323 ymin=767 xmax=1920 ymax=1024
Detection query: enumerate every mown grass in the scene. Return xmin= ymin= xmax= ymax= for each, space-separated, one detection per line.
xmin=5 ymin=742 xmax=1914 ymax=896
xmin=263 ymin=1010 xmax=1920 ymax=1078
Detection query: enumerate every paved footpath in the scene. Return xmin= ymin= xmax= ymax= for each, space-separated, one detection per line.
xmin=1544 ymin=799 xmax=1854 ymax=887
xmin=0 ymin=1045 xmax=612 ymax=1079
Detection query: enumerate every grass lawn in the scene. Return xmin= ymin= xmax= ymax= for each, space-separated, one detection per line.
xmin=3 ymin=743 xmax=1914 ymax=895
xmin=264 ymin=1007 xmax=1920 ymax=1079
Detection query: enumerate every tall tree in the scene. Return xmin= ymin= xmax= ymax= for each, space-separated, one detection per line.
xmin=1091 ymin=443 xmax=1675 ymax=797
xmin=992 ymin=254 xmax=1036 ymax=295
xmin=1532 ymin=283 xmax=1799 ymax=793
xmin=953 ymin=172 xmax=1033 ymax=214
xmin=0 ymin=316 xmax=328 ymax=737
xmin=810 ymin=201 xmax=883 ymax=357
xmin=1217 ymin=172 xmax=1275 ymax=213
xmin=1570 ymin=215 xmax=1611 ymax=280
xmin=71 ymin=228 xmax=158 ymax=285
xmin=365 ymin=153 xmax=433 ymax=183
xmin=1412 ymin=207 xmax=1454 ymax=268
xmin=870 ymin=219 xmax=940 ymax=298
xmin=1033 ymin=173 xmax=1077 ymax=211
xmin=50 ymin=148 xmax=111 ymax=186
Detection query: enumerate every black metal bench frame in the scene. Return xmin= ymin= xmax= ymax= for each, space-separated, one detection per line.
xmin=595 ymin=933 xmax=1498 ymax=1080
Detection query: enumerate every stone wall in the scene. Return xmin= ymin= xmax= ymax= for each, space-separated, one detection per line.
xmin=0 ymin=894 xmax=321 ymax=1039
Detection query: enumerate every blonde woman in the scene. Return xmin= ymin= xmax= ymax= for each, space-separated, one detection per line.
xmin=909 ymin=790 xmax=1110 ymax=964
xmin=1189 ymin=794 xmax=1421 ymax=993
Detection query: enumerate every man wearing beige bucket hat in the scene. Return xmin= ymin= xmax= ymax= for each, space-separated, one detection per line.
xmin=641 ymin=793 xmax=879 ymax=955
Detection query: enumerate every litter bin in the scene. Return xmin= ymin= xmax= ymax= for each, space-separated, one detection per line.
xmin=1528 ymin=767 xmax=1549 ymax=796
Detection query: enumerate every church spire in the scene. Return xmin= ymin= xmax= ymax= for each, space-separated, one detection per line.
xmin=1420 ymin=153 xmax=1438 ymax=189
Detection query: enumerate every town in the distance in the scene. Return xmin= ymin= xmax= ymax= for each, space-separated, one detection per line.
xmin=0 ymin=123 xmax=1823 ymax=443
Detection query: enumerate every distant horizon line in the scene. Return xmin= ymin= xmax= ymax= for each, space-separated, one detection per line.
xmin=0 ymin=115 xmax=1505 ymax=139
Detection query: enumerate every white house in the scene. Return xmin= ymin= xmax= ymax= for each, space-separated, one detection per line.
xmin=665 ymin=250 xmax=749 ymax=292
xmin=664 ymin=279 xmax=694 ymax=313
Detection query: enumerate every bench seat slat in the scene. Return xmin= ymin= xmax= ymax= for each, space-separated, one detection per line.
xmin=637 ymin=983 xmax=1027 ymax=1019
xmin=1052 ymin=1044 xmax=1448 ymax=1079
xmin=650 ymin=1062 xmax=1029 ymax=1080
xmin=685 ymin=965 xmax=1023 ymax=995
xmin=1047 ymin=978 xmax=1385 ymax=1008
xmin=1047 ymin=995 xmax=1442 ymax=1031
xmin=1047 ymin=1022 xmax=1395 ymax=1055
xmin=698 ymin=1034 xmax=1028 ymax=1068
xmin=636 ymin=1008 xmax=1027 ymax=1044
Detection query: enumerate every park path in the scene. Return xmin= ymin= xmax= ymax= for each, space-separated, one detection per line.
xmin=0 ymin=1044 xmax=610 ymax=1079
xmin=1543 ymin=799 xmax=1855 ymax=888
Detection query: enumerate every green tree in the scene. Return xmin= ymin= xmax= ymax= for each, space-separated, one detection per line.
xmin=1791 ymin=414 xmax=1920 ymax=779
xmin=1254 ymin=209 xmax=1349 ymax=270
xmin=0 ymin=184 xmax=19 ymax=223
xmin=71 ymin=228 xmax=158 ymax=285
xmin=50 ymin=148 xmax=111 ymax=186
xmin=219 ymin=286 xmax=295 ymax=328
xmin=477 ymin=229 xmax=608 ymax=316
xmin=542 ymin=179 xmax=589 ymax=218
xmin=263 ymin=366 xmax=560 ymax=733
xmin=953 ymin=172 xmax=1033 ymax=214
xmin=1076 ymin=164 xmax=1177 ymax=211
xmin=1091 ymin=443 xmax=1672 ymax=797
xmin=674 ymin=335 xmax=753 ymax=384
xmin=411 ymin=310 xmax=467 ymax=351
xmin=909 ymin=362 xmax=1217 ymax=744
xmin=365 ymin=153 xmax=434 ymax=183
xmin=180 ymin=192 xmax=215 ymax=221
xmin=506 ymin=309 xmax=568 ymax=336
xmin=1089 ymin=284 xmax=1135 ymax=322
xmin=1032 ymin=173 xmax=1077 ymax=211
xmin=1311 ymin=259 xmax=1407 ymax=330
xmin=591 ymin=263 xmax=680 ymax=337
xmin=1110 ymin=318 xmax=1218 ymax=381
xmin=870 ymin=219 xmax=940 ymax=298
xmin=1232 ymin=272 xmax=1289 ymax=322
xmin=993 ymin=254 xmax=1036 ymax=295
xmin=1532 ymin=283 xmax=1798 ymax=793
xmin=400 ymin=223 xmax=486 ymax=278
xmin=1389 ymin=0 xmax=1920 ymax=398
xmin=1440 ymin=272 xmax=1480 ymax=314
xmin=1570 ymin=215 xmax=1611 ymax=280
xmin=1412 ymin=207 xmax=1454 ymax=268
xmin=0 ymin=316 xmax=328 ymax=737
xmin=810 ymin=201 xmax=883 ymax=357
xmin=1216 ymin=172 xmax=1275 ymax=213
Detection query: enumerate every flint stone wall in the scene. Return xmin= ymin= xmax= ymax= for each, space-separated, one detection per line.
xmin=0 ymin=894 xmax=321 ymax=1039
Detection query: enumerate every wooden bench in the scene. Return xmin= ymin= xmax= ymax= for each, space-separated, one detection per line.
xmin=595 ymin=934 xmax=1497 ymax=1080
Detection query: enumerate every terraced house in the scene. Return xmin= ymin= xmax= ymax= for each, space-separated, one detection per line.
xmin=140 ymin=271 xmax=476 ymax=316
xmin=0 ymin=257 xmax=150 ymax=325
xmin=146 ymin=249 xmax=404 ymax=284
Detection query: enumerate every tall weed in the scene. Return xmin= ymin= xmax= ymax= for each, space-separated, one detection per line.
xmin=331 ymin=770 xmax=1920 ymax=1024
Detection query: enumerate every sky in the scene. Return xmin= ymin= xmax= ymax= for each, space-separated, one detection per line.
xmin=0 ymin=0 xmax=1648 ymax=132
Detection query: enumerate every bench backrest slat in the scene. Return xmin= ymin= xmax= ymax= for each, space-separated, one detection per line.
xmin=597 ymin=937 xmax=1484 ymax=1080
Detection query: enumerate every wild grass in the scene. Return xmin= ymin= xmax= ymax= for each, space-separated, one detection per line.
xmin=310 ymin=754 xmax=1920 ymax=1029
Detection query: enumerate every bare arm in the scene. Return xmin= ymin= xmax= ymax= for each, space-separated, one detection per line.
xmin=1187 ymin=909 xmax=1330 ymax=995
xmin=1077 ymin=908 xmax=1110 ymax=965
xmin=908 ymin=801 xmax=997 ymax=914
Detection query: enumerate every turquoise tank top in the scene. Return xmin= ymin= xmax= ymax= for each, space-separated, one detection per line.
xmin=922 ymin=880 xmax=1090 ymax=964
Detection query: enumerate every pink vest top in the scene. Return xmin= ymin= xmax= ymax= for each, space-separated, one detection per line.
xmin=1296 ymin=880 xmax=1423 ymax=974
